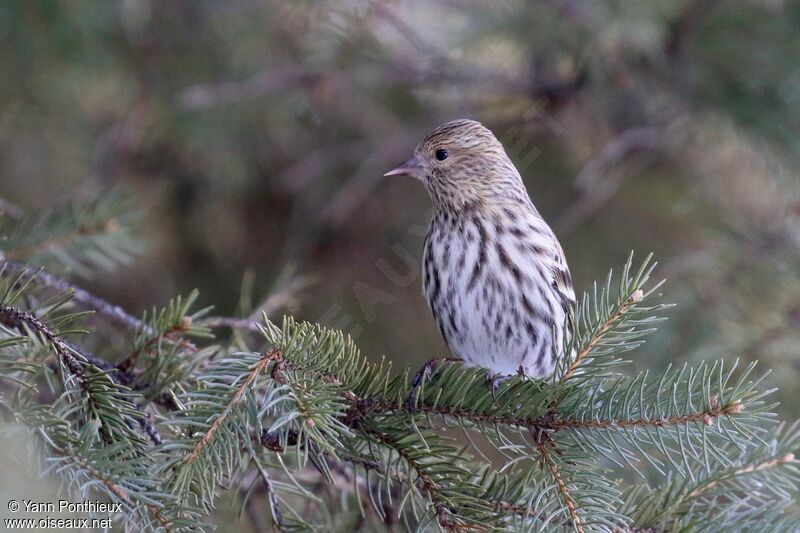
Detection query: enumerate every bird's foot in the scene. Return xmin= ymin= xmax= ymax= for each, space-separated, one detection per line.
xmin=486 ymin=366 xmax=531 ymax=402
xmin=405 ymin=357 xmax=460 ymax=408
xmin=486 ymin=371 xmax=512 ymax=400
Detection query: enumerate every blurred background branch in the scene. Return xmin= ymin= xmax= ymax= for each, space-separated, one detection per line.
xmin=1 ymin=0 xmax=799 ymax=511
xmin=2 ymin=0 xmax=798 ymax=393
xmin=0 ymin=1 xmax=799 ymax=530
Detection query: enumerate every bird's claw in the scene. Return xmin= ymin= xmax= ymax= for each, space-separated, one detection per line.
xmin=486 ymin=371 xmax=511 ymax=401
xmin=406 ymin=357 xmax=459 ymax=408
xmin=487 ymin=366 xmax=530 ymax=402
xmin=411 ymin=358 xmax=442 ymax=388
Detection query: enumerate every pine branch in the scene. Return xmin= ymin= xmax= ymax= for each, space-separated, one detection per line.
xmin=256 ymin=332 xmax=626 ymax=530
xmin=184 ymin=349 xmax=278 ymax=467
xmin=357 ymin=360 xmax=757 ymax=463
xmin=258 ymin=317 xmax=408 ymax=401
xmin=555 ymin=253 xmax=670 ymax=386
xmin=56 ymin=449 xmax=176 ymax=532
xmin=0 ymin=297 xmax=148 ymax=446
xmin=619 ymin=421 xmax=800 ymax=531
xmin=0 ymin=304 xmax=85 ymax=375
xmin=685 ymin=451 xmax=796 ymax=500
xmin=119 ymin=291 xmax=211 ymax=372
xmin=5 ymin=218 xmax=118 ymax=261
xmin=250 ymin=315 xmax=779 ymax=529
xmin=560 ymin=288 xmax=644 ymax=383
xmin=558 ymin=360 xmax=773 ymax=477
xmin=2 ymin=405 xmax=205 ymax=532
xmin=247 ymin=450 xmax=287 ymax=532
xmin=254 ymin=349 xmax=555 ymax=529
xmin=537 ymin=439 xmax=584 ymax=533
xmin=551 ymin=397 xmax=744 ymax=431
xmin=361 ymin=425 xmax=463 ymax=531
xmin=0 ymin=189 xmax=140 ymax=276
xmin=0 ymin=259 xmax=146 ymax=331
xmin=160 ymin=348 xmax=325 ymax=512
xmin=0 ymin=274 xmax=166 ymax=445
xmin=1 ymin=245 xmax=794 ymax=531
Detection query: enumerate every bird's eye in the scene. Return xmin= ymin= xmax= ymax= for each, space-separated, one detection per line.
xmin=435 ymin=148 xmax=449 ymax=161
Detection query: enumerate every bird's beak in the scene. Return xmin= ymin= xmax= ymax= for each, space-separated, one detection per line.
xmin=384 ymin=155 xmax=424 ymax=180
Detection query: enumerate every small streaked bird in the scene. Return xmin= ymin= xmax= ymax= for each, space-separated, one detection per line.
xmin=385 ymin=119 xmax=575 ymax=379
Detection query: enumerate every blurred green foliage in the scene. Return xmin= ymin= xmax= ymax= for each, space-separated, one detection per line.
xmin=1 ymin=0 xmax=799 ymax=437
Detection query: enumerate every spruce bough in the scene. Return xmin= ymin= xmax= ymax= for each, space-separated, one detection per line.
xmin=0 ymin=192 xmax=798 ymax=532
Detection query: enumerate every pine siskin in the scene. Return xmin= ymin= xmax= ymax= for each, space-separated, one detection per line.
xmin=385 ymin=119 xmax=575 ymax=378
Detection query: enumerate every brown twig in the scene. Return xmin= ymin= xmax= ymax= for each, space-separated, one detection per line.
xmin=537 ymin=439 xmax=583 ymax=533
xmin=553 ymin=400 xmax=744 ymax=431
xmin=204 ymin=316 xmax=261 ymax=332
xmin=178 ymin=66 xmax=323 ymax=110
xmin=0 ymin=304 xmax=85 ymax=376
xmin=377 ymin=398 xmax=744 ymax=434
xmin=0 ymin=260 xmax=147 ymax=332
xmin=204 ymin=273 xmax=316 ymax=333
xmin=249 ymin=451 xmax=286 ymax=532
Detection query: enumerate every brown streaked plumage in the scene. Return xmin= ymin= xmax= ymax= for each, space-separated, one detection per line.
xmin=386 ymin=119 xmax=575 ymax=378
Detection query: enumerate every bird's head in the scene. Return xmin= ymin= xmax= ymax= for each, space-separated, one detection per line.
xmin=385 ymin=119 xmax=530 ymax=215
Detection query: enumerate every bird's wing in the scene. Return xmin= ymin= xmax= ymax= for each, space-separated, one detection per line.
xmin=551 ymin=265 xmax=576 ymax=336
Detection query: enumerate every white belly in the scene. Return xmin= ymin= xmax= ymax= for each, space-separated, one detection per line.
xmin=423 ymin=212 xmax=570 ymax=378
